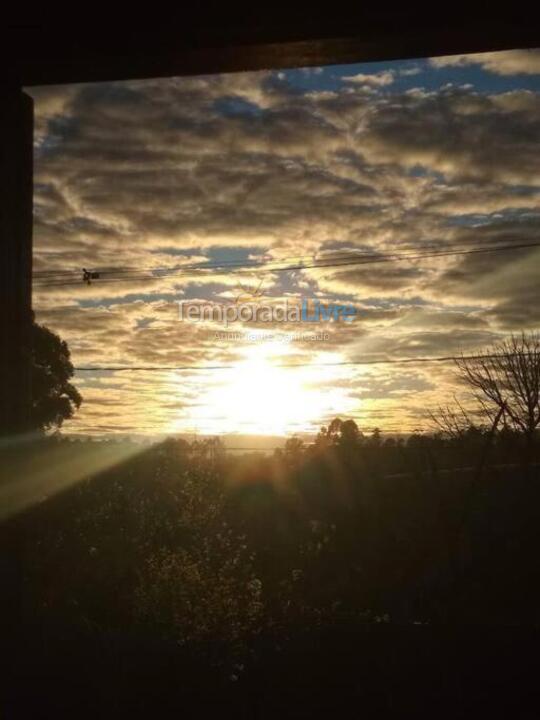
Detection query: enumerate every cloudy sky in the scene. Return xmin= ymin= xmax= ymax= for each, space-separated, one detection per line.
xmin=29 ymin=48 xmax=540 ymax=437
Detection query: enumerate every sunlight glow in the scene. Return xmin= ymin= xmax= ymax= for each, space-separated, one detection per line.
xmin=176 ymin=342 xmax=355 ymax=436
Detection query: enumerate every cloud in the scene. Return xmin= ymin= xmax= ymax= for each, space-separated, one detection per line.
xmin=27 ymin=51 xmax=540 ymax=434
xmin=399 ymin=66 xmax=422 ymax=77
xmin=430 ymin=49 xmax=540 ymax=76
xmin=357 ymin=87 xmax=540 ymax=184
xmin=342 ymin=70 xmax=395 ymax=87
xmin=434 ymin=218 xmax=540 ymax=329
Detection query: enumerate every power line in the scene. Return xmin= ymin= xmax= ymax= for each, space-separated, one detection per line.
xmin=73 ymin=352 xmax=528 ymax=373
xmin=35 ymin=241 xmax=539 ymax=281
xmin=33 ymin=241 xmax=540 ymax=289
xmin=32 ymin=253 xmax=314 ymax=278
xmin=32 ymin=237 xmax=539 ymax=280
xmin=31 ymin=243 xmax=450 ymax=278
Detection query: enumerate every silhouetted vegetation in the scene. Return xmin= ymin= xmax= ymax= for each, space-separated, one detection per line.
xmin=1 ymin=418 xmax=539 ymax=714
xmin=2 ymin=334 xmax=540 ymax=715
xmin=31 ymin=320 xmax=82 ymax=431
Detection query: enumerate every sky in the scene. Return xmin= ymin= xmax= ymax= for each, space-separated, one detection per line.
xmin=29 ymin=48 xmax=540 ymax=437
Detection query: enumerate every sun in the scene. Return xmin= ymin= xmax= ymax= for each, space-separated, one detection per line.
xmin=185 ymin=341 xmax=352 ymax=436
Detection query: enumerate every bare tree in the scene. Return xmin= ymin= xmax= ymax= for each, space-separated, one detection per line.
xmin=429 ymin=398 xmax=477 ymax=439
xmin=455 ymin=332 xmax=540 ymax=453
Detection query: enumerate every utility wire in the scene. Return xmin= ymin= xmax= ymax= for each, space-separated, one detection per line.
xmin=33 ymin=241 xmax=540 ymax=289
xmin=74 ymin=351 xmax=531 ymax=373
xmin=32 ymin=239 xmax=540 ymax=281
xmin=31 ymin=245 xmax=440 ymax=278
xmin=32 ymin=236 xmax=538 ymax=280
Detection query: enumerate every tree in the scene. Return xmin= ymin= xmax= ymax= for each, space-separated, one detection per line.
xmin=455 ymin=332 xmax=540 ymax=452
xmin=281 ymin=436 xmax=305 ymax=468
xmin=315 ymin=418 xmax=362 ymax=450
xmin=429 ymin=399 xmax=477 ymax=440
xmin=31 ymin=321 xmax=82 ymax=431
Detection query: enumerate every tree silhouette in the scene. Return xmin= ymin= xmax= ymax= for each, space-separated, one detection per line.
xmin=315 ymin=418 xmax=362 ymax=450
xmin=31 ymin=321 xmax=82 ymax=431
xmin=455 ymin=332 xmax=540 ymax=455
xmin=429 ymin=400 xmax=476 ymax=439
